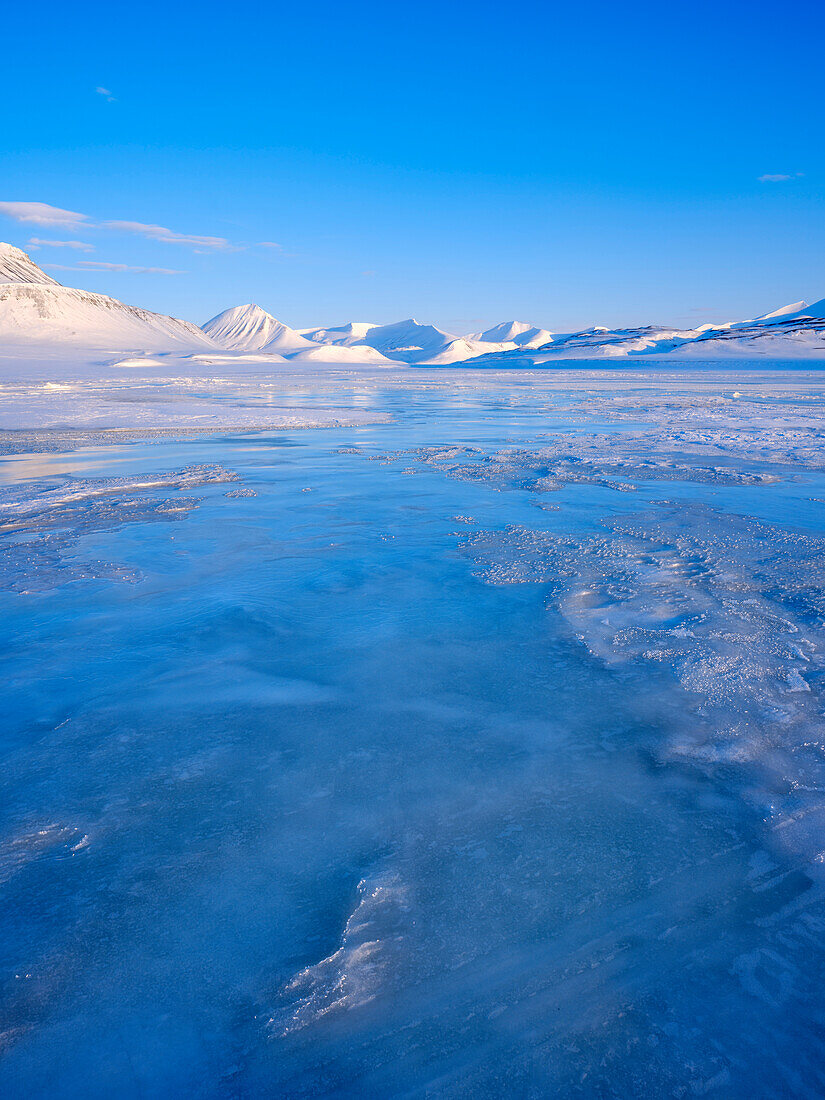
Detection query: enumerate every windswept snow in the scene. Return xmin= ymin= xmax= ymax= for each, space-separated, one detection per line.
xmin=109 ymin=356 xmax=165 ymax=368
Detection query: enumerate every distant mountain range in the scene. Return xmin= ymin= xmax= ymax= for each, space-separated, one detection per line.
xmin=1 ymin=242 xmax=823 ymax=362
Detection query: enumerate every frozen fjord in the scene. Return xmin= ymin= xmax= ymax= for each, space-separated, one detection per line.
xmin=2 ymin=368 xmax=825 ymax=1097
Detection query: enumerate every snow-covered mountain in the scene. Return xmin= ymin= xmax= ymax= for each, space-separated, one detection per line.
xmin=294 ymin=317 xmax=517 ymax=364
xmin=0 ymin=243 xmax=215 ymax=351
xmin=203 ymin=305 xmax=398 ymax=362
xmin=750 ymin=301 xmax=808 ymax=323
xmin=354 ymin=319 xmax=458 ymax=363
xmin=424 ymin=336 xmax=518 ymax=365
xmin=202 ymin=304 xmax=316 ymax=353
xmin=0 ymin=242 xmax=61 ymax=287
xmin=469 ymin=321 xmax=554 ymax=349
xmin=299 ymin=322 xmax=378 ymax=346
xmin=297 ymin=318 xmax=536 ymax=363
xmin=529 ymin=323 xmax=716 ymax=360
xmin=3 ymin=242 xmax=822 ymax=365
xmin=666 ymin=299 xmax=825 ymax=359
xmin=298 ymin=318 xmax=516 ymax=363
xmin=464 ymin=306 xmax=825 ymax=363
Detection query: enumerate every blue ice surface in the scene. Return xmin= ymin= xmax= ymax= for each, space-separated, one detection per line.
xmin=1 ymin=377 xmax=825 ymax=1097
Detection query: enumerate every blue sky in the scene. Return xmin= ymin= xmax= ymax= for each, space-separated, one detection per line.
xmin=2 ymin=0 xmax=823 ymax=331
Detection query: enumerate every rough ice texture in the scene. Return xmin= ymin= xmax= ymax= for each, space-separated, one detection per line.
xmin=3 ymin=369 xmax=825 ymax=1095
xmin=392 ymin=426 xmax=825 ymax=871
xmin=369 ymin=373 xmax=825 ymax=879
xmin=0 ymin=465 xmax=239 ymax=592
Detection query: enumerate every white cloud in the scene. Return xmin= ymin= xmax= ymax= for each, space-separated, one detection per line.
xmin=28 ymin=238 xmax=93 ymax=251
xmin=82 ymin=260 xmax=185 ymax=273
xmin=758 ymin=172 xmax=804 ymax=183
xmin=0 ymin=201 xmax=88 ymax=228
xmin=258 ymin=241 xmax=282 ymax=249
xmin=96 ymin=86 xmax=116 ymax=102
xmin=45 ymin=261 xmax=185 ymax=275
xmin=104 ymin=220 xmax=233 ymax=251
xmin=2 ymin=199 xmax=241 ymax=253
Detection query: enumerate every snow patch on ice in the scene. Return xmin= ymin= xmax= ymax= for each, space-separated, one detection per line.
xmin=272 ymin=872 xmax=410 ymax=1035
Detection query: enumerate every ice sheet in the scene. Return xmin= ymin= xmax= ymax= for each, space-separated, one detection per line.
xmin=2 ymin=369 xmax=825 ymax=1097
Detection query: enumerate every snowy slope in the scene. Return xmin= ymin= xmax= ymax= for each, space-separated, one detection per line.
xmin=287 ymin=343 xmax=397 ymax=364
xmin=511 ymin=328 xmax=553 ymax=349
xmin=421 ymin=337 xmax=518 ymax=365
xmin=301 ymin=318 xmax=537 ymax=363
xmin=357 ymin=319 xmax=457 ymax=363
xmin=466 ymin=307 xmax=825 ymax=362
xmin=469 ymin=321 xmax=554 ymax=349
xmin=532 ymin=324 xmax=710 ymax=360
xmin=748 ymin=298 xmax=825 ymax=325
xmin=749 ymin=301 xmax=808 ymax=323
xmin=667 ymin=303 xmax=825 ymax=358
xmin=461 ymin=297 xmax=825 ymax=363
xmin=0 ymin=245 xmax=216 ymax=351
xmin=0 ymin=242 xmax=61 ymax=287
xmin=0 ymin=283 xmax=217 ymax=350
xmin=299 ymin=321 xmax=378 ymax=346
xmin=202 ymin=304 xmax=316 ymax=353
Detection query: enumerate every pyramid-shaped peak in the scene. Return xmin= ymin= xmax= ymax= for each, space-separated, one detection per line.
xmin=203 ymin=303 xmax=316 ymax=353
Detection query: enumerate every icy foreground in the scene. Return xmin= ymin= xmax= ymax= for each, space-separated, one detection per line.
xmin=2 ymin=371 xmax=825 ymax=1097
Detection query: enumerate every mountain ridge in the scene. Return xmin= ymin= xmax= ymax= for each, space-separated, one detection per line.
xmin=1 ymin=244 xmax=823 ymax=362
xmin=0 ymin=246 xmax=215 ymax=351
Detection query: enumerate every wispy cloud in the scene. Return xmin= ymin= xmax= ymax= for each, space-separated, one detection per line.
xmin=758 ymin=172 xmax=804 ymax=183
xmin=96 ymin=86 xmax=116 ymax=102
xmin=28 ymin=237 xmax=94 ymax=251
xmin=45 ymin=261 xmax=185 ymax=275
xmin=103 ymin=220 xmax=233 ymax=251
xmin=0 ymin=200 xmax=234 ymax=253
xmin=258 ymin=241 xmax=282 ymax=249
xmin=0 ymin=201 xmax=88 ymax=229
xmin=80 ymin=260 xmax=185 ymax=274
